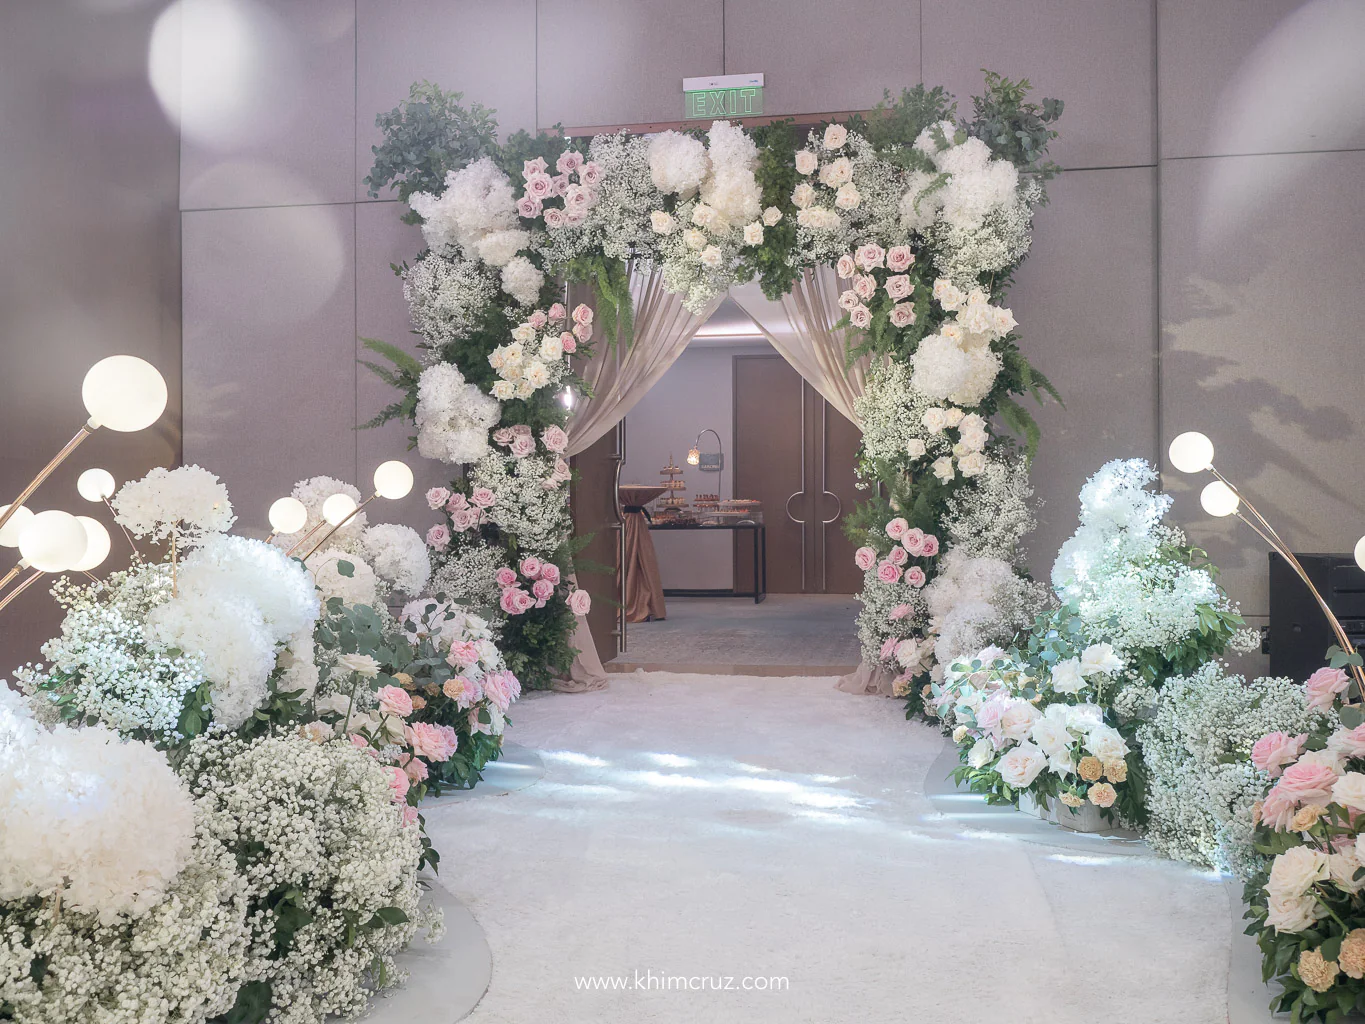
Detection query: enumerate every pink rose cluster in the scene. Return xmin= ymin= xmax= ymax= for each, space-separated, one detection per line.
xmin=854 ymin=518 xmax=939 ymax=591
xmin=499 ymin=556 xmax=567 ymax=616
xmin=834 ymin=245 xmax=918 ymax=331
xmin=517 ymin=152 xmax=603 ymax=227
xmin=406 ymin=721 xmax=459 ymax=762
xmin=427 ymin=488 xmax=493 ymax=548
xmin=482 ymin=669 xmax=522 ymax=712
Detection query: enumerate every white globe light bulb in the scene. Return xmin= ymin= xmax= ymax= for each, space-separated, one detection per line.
xmin=1168 ymin=431 xmax=1215 ymax=474
xmin=1354 ymin=536 xmax=1365 ymax=573
xmin=81 ymin=355 xmax=168 ymax=432
xmin=72 ymin=517 xmax=111 ymax=572
xmin=268 ymin=496 xmax=308 ymax=534
xmin=77 ymin=468 xmax=117 ymax=502
xmin=18 ymin=510 xmax=89 ymax=572
xmin=1200 ymin=480 xmax=1241 ymax=518
xmin=373 ymin=460 xmax=413 ymax=500
xmin=0 ymin=505 xmax=35 ymax=548
xmin=322 ymin=493 xmax=357 ymax=526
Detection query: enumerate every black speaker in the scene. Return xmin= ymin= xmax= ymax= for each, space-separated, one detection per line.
xmin=1268 ymin=552 xmax=1365 ymax=680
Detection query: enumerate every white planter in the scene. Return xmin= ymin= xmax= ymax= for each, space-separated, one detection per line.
xmin=1018 ymin=791 xmax=1111 ymax=834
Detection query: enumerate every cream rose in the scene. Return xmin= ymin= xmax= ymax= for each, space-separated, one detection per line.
xmin=823 ymin=124 xmax=848 ymax=150
xmin=743 ymin=221 xmax=763 ymax=245
xmin=997 ymin=742 xmax=1047 ymax=788
xmin=791 ymin=182 xmax=815 ymax=209
xmin=762 ymin=206 xmax=783 ymax=226
xmin=650 ymin=210 xmax=677 ymax=234
xmin=1267 ymin=845 xmax=1330 ymax=898
xmin=794 ymin=149 xmax=818 ymax=175
xmin=1332 ymin=772 xmax=1365 ymax=813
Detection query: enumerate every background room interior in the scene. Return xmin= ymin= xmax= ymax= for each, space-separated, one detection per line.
xmin=5 ymin=3 xmax=1365 ymax=1023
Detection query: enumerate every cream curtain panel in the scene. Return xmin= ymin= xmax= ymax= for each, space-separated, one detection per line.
xmin=729 ymin=266 xmax=883 ymax=429
xmin=553 ymin=262 xmax=722 ymax=692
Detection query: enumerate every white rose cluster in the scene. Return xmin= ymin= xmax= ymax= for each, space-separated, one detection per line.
xmin=909 ymin=280 xmax=1016 ymax=407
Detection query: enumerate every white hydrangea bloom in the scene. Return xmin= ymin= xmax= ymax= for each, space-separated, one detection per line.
xmin=362 ymin=523 xmax=431 ymax=595
xmin=648 ymin=130 xmax=710 ymax=196
xmin=310 ymin=547 xmax=380 ymax=608
xmin=414 ymin=362 xmax=501 ymax=465
xmin=407 ymin=156 xmax=518 ymax=252
xmin=111 ymin=465 xmax=235 ymax=544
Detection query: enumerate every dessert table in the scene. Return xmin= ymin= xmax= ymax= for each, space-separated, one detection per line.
xmin=618 ymin=484 xmax=668 ymax=622
xmin=650 ymin=520 xmax=767 ymax=604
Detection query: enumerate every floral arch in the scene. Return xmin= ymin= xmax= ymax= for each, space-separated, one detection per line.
xmin=364 ymin=73 xmax=1065 ymax=700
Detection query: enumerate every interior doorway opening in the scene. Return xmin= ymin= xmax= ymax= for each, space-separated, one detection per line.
xmin=570 ymin=295 xmax=862 ymax=675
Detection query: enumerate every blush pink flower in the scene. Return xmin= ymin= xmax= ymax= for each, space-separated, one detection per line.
xmin=528 ymin=310 xmax=548 ymax=330
xmin=573 ymin=321 xmax=593 ymax=342
xmin=1277 ymin=760 xmax=1340 ymax=805
xmin=976 ymin=695 xmax=1009 ymax=744
xmin=852 ymin=274 xmax=876 ymax=301
xmin=551 ymin=173 xmax=570 ymax=197
xmin=402 ymin=755 xmax=429 ymax=784
xmin=560 ymin=331 xmax=578 ymax=354
xmin=920 ymin=535 xmax=940 ymax=557
xmin=1252 ymin=731 xmax=1308 ymax=778
xmin=884 ymin=274 xmax=912 ymax=300
xmin=889 ymin=603 xmax=914 ymax=621
xmin=905 ymin=566 xmax=926 ymax=588
xmin=511 ymin=424 xmax=532 ymax=437
xmin=483 ymin=669 xmax=521 ymax=712
xmin=385 ymin=765 xmax=410 ymax=803
xmin=500 ymin=588 xmax=528 ymax=615
xmin=889 ymin=302 xmax=916 ymax=328
xmin=447 ymin=640 xmax=481 ymax=668
xmin=855 ymin=243 xmax=885 ymax=270
xmin=854 ymin=546 xmax=877 ymax=571
xmin=470 ymin=487 xmax=496 ymax=508
xmin=425 ymin=487 xmax=451 ymax=510
xmin=406 ymin=722 xmax=458 ymax=762
xmin=901 ymin=528 xmax=926 ymax=556
xmin=568 ymin=589 xmax=591 ymax=615
xmin=520 ymin=556 xmax=543 ymax=578
xmin=516 ymin=195 xmax=542 ymax=219
xmin=542 ymin=425 xmax=569 ymax=452
xmin=580 ymin=161 xmax=603 ymax=185
xmin=835 ymin=254 xmax=856 ymax=278
xmin=1330 ymin=723 xmax=1365 ymax=760
xmin=886 ymin=245 xmax=914 ymax=272
xmin=543 ymin=207 xmax=566 ymax=229
xmin=1260 ymin=785 xmax=1299 ymax=831
xmin=378 ymin=685 xmax=413 ymax=718
xmin=451 ymin=509 xmax=477 ymax=531
xmin=525 ymin=172 xmax=554 ymax=199
xmin=556 ymin=150 xmax=584 ymax=174
xmin=885 ymin=517 xmax=910 ymax=541
xmin=540 ymin=562 xmax=561 ymax=585
xmin=495 ymin=567 xmax=518 ymax=588
xmin=887 ymin=545 xmax=908 ymax=566
xmin=547 ymin=302 xmax=567 ymax=322
xmin=401 ymin=805 xmax=419 ymax=827
xmin=510 ymin=436 xmax=536 ymax=458
xmin=1306 ymin=667 xmax=1351 ymax=711
xmin=426 ymin=524 xmax=450 ymax=550
xmin=446 ymin=491 xmax=469 ymax=511
xmin=876 ymin=560 xmax=903 ymax=584
xmin=880 ymin=636 xmax=898 ymax=660
xmin=572 ymin=303 xmax=594 ymax=326
xmin=532 ymin=579 xmax=555 ymax=602
xmin=443 ymin=675 xmax=482 ymax=709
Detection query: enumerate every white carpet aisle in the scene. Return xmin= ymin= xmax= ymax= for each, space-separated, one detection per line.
xmin=423 ymin=673 xmax=1232 ymax=1024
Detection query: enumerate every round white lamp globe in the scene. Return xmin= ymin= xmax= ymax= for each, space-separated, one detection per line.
xmin=77 ymin=467 xmax=117 ymax=503
xmin=1168 ymin=431 xmax=1215 ymax=474
xmin=373 ymin=460 xmax=413 ymax=500
xmin=18 ymin=510 xmax=89 ymax=572
xmin=72 ymin=517 xmax=111 ymax=572
xmin=0 ymin=505 xmax=35 ymax=548
xmin=322 ymin=493 xmax=358 ymax=526
xmin=268 ymin=496 xmax=308 ymax=534
xmin=1354 ymin=535 xmax=1365 ymax=573
xmin=81 ymin=355 xmax=168 ymax=432
xmin=1200 ymin=480 xmax=1241 ymax=518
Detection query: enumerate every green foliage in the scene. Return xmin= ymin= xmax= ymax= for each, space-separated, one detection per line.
xmin=499 ymin=593 xmax=578 ymax=691
xmin=737 ymin=119 xmax=802 ymax=298
xmin=213 ymin=980 xmax=272 ymax=1024
xmin=564 ymin=254 xmax=634 ymax=352
xmin=365 ymin=82 xmax=500 ymax=223
xmin=966 ymin=71 xmax=1064 ymax=189
xmin=856 ymin=84 xmax=958 ymax=168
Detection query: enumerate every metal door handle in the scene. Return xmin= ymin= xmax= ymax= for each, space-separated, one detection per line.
xmin=785 ymin=490 xmax=806 ymax=524
xmin=820 ymin=489 xmax=842 ymax=525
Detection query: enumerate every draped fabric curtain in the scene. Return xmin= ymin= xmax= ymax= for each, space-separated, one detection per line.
xmin=552 ymin=262 xmax=723 ymax=693
xmin=730 ymin=266 xmax=896 ymax=696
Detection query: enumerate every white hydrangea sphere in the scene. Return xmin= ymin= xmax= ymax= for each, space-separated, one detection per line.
xmin=363 ymin=523 xmax=431 ymax=596
xmin=310 ymin=547 xmax=380 ymax=608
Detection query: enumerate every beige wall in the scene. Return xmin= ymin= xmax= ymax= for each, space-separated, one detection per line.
xmin=0 ymin=3 xmax=181 ymax=670
xmin=179 ymin=0 xmax=1365 ymax=673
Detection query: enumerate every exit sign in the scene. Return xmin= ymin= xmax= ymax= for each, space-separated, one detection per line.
xmin=683 ymin=73 xmax=764 ymax=119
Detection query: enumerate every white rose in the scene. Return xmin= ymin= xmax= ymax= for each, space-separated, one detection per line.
xmin=1031 ymin=717 xmax=1072 ymax=759
xmin=942 ymin=407 xmax=965 ymax=428
xmin=823 ymin=123 xmax=848 ymax=150
xmin=906 ymin=438 xmax=926 ymax=459
xmin=511 ymin=323 xmax=535 ymax=343
xmin=684 ymin=228 xmax=707 ymax=250
xmin=1084 ymin=724 xmax=1129 ymax=763
xmin=650 ymin=210 xmax=677 ymax=234
xmin=1266 ymin=891 xmax=1326 ymax=933
xmin=996 ymin=742 xmax=1047 ymax=789
xmin=491 ymin=380 xmax=515 ymax=400
xmin=690 ymin=203 xmax=718 ymax=229
xmin=791 ymin=182 xmax=815 ymax=209
xmin=1332 ymin=772 xmax=1365 ymax=813
xmin=819 ymin=157 xmax=853 ymax=188
xmin=337 ymin=652 xmax=380 ymax=678
xmin=952 ymin=724 xmax=969 ymax=744
xmin=1066 ymin=704 xmax=1104 ymax=731
xmin=1267 ymin=846 xmax=1330 ymax=898
xmin=539 ymin=335 xmax=564 ymax=360
xmin=931 ymin=456 xmax=954 ymax=483
xmin=932 ymin=277 xmax=965 ymax=311
xmin=1080 ymin=643 xmax=1123 ymax=676
xmin=1330 ymin=846 xmax=1365 ymax=894
xmin=1300 ymin=748 xmax=1346 ymax=773
xmin=921 ymin=408 xmax=948 ymax=433
xmin=794 ymin=149 xmax=818 ymax=175
xmin=698 ymin=245 xmax=724 ymax=269
xmin=316 ymin=693 xmax=352 ymax=718
xmin=1000 ymin=700 xmax=1041 ymax=742
xmin=743 ymin=221 xmax=764 ymax=245
xmin=1049 ymin=657 xmax=1086 ymax=694
xmin=957 ymin=452 xmax=987 ymax=477
xmin=967 ymin=738 xmax=995 ymax=768
xmin=762 ymin=206 xmax=783 ymax=226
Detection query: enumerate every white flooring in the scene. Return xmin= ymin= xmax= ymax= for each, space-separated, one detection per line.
xmin=423 ymin=672 xmax=1245 ymax=1024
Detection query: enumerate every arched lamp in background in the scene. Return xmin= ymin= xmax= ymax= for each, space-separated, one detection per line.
xmin=1169 ymin=430 xmax=1365 ymax=694
xmin=266 ymin=496 xmax=308 ymax=543
xmin=0 ymin=510 xmax=91 ymax=614
xmin=302 ymin=461 xmax=412 ymax=559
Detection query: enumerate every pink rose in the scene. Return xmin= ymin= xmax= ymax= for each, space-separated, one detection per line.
xmin=547 ymin=302 xmax=567 ymax=322
xmin=1331 ymin=723 xmax=1365 ymax=760
xmin=426 ymin=524 xmax=450 ymax=550
xmin=1277 ymin=760 xmax=1340 ymax=806
xmin=568 ymin=589 xmax=591 ymax=615
xmin=447 ymin=639 xmax=481 ymax=668
xmin=500 ymin=588 xmax=527 ymax=615
xmin=854 ymin=546 xmax=877 ymax=571
xmin=889 ymin=302 xmax=916 ymax=328
xmin=835 ymin=254 xmax=856 ymax=279
xmin=378 ymin=685 xmax=413 ymax=718
xmin=540 ymin=563 xmax=561 ymax=585
xmin=1252 ymin=731 xmax=1308 ymax=778
xmin=542 ymin=425 xmax=569 ymax=452
xmin=889 ymin=604 xmax=913 ymax=621
xmin=553 ymin=456 xmax=572 ymax=481
xmin=471 ymin=487 xmax=496 ymax=508
xmin=483 ymin=669 xmax=521 ymax=712
xmin=855 ymin=243 xmax=885 ymax=270
xmin=884 ymin=274 xmax=912 ymax=300
xmin=572 ymin=303 xmax=594 ymax=326
xmin=510 ymin=435 xmax=536 ymax=458
xmin=1259 ymin=785 xmax=1298 ymax=830
xmin=849 ymin=304 xmax=871 ymax=329
xmin=512 ymin=424 xmax=532 ymax=437
xmin=385 ymin=765 xmax=410 ymax=803
xmin=556 ymin=150 xmax=584 ymax=174
xmin=516 ymin=195 xmax=542 ymax=219
xmin=401 ymin=804 xmax=419 ymax=827
xmin=573 ymin=321 xmax=593 ymax=342
xmin=905 ymin=566 xmax=927 ymax=588
xmin=405 ymin=722 xmax=458 ymax=762
xmin=543 ymin=207 xmax=567 ymax=229
xmin=879 ymin=636 xmax=897 ymax=661
xmin=1306 ymin=666 xmax=1351 ymax=711
xmin=520 ymin=556 xmax=543 ymax=578
xmin=492 ymin=426 xmax=515 ymax=445
xmin=886 ymin=245 xmax=914 ymax=272
xmin=976 ymin=695 xmax=1008 ymax=743
xmin=920 ymin=535 xmax=940 ymax=557
xmin=350 ymin=733 xmax=370 ymax=751
xmin=523 ymin=157 xmax=548 ymax=177
xmin=852 ymin=274 xmax=876 ymax=301
xmin=876 ymin=560 xmax=902 ymax=584
xmin=425 ymin=487 xmax=451 ymax=510
xmin=495 ymin=567 xmax=518 ymax=587
xmin=885 ymin=517 xmax=910 ymax=541
xmin=532 ymin=578 xmax=555 ymax=602
xmin=528 ymin=310 xmax=548 ymax=330
xmin=580 ymin=161 xmax=603 ymax=185
xmin=551 ymin=173 xmax=570 ymax=197
xmin=525 ymin=172 xmax=554 ymax=199
xmin=402 ymin=755 xmax=429 ymax=784
xmin=451 ymin=509 xmax=477 ymax=531
xmin=446 ymin=491 xmax=468 ymax=511
xmin=887 ymin=545 xmax=908 ymax=566
xmin=560 ymin=332 xmax=578 ymax=354
xmin=901 ymin=527 xmax=925 ymax=555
